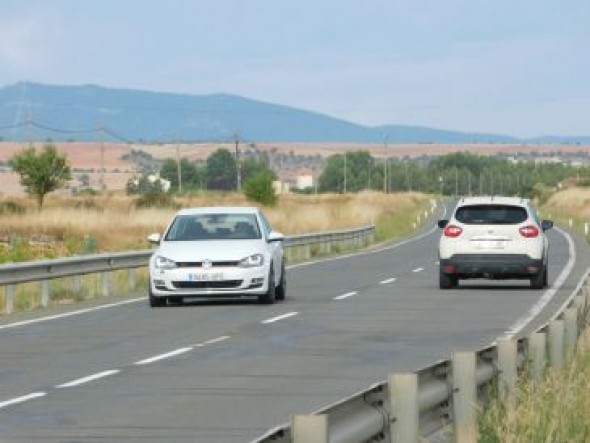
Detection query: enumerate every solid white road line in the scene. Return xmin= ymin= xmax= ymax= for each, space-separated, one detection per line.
xmin=0 ymin=392 xmax=46 ymax=410
xmin=379 ymin=278 xmax=397 ymax=285
xmin=333 ymin=291 xmax=358 ymax=300
xmin=56 ymin=370 xmax=121 ymax=388
xmin=413 ymin=267 xmax=425 ymax=273
xmin=0 ymin=298 xmax=144 ymax=331
xmin=134 ymin=347 xmax=194 ymax=365
xmin=261 ymin=312 xmax=299 ymax=324
xmin=501 ymin=227 xmax=576 ymax=339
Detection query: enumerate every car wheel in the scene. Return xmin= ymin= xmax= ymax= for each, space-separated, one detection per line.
xmin=258 ymin=266 xmax=276 ymax=304
xmin=275 ymin=263 xmax=286 ymax=301
xmin=530 ymin=269 xmax=545 ymax=289
xmin=439 ymin=269 xmax=457 ymax=289
xmin=149 ymin=287 xmax=167 ymax=307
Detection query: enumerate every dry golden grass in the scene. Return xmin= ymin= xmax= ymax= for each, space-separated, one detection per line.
xmin=543 ymin=187 xmax=590 ymax=220
xmin=0 ymin=191 xmax=429 ymax=256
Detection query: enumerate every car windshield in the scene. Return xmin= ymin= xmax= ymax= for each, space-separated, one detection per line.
xmin=164 ymin=213 xmax=262 ymax=241
xmin=455 ymin=204 xmax=528 ymax=225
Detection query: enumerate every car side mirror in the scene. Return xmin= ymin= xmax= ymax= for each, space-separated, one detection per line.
xmin=541 ymin=220 xmax=553 ymax=231
xmin=438 ymin=219 xmax=449 ymax=229
xmin=267 ymin=232 xmax=284 ymax=243
xmin=147 ymin=233 xmax=162 ymax=245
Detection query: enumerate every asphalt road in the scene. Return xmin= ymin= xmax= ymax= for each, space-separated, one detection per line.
xmin=0 ymin=211 xmax=588 ymax=442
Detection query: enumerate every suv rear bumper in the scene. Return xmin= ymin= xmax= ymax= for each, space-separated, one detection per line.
xmin=440 ymin=254 xmax=544 ymax=279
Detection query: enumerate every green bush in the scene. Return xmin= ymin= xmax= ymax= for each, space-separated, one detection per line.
xmin=243 ymin=171 xmax=278 ymax=206
xmin=135 ymin=191 xmax=178 ymax=209
xmin=0 ymin=201 xmax=26 ymax=215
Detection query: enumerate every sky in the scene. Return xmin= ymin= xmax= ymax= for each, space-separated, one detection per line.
xmin=0 ymin=0 xmax=589 ymax=138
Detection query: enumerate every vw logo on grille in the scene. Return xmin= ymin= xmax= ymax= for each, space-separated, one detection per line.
xmin=202 ymin=259 xmax=213 ymax=269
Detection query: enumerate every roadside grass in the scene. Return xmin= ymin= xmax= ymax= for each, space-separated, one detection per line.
xmin=0 ymin=191 xmax=432 ymax=314
xmin=542 ymin=187 xmax=590 ymax=240
xmin=477 ymin=186 xmax=590 ymax=442
xmin=478 ymin=331 xmax=590 ymax=443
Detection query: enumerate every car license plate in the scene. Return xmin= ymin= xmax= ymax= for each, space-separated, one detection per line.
xmin=188 ymin=272 xmax=224 ymax=282
xmin=475 ymin=240 xmax=506 ymax=249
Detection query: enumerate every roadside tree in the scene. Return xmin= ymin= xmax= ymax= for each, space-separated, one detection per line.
xmin=8 ymin=144 xmax=72 ymax=209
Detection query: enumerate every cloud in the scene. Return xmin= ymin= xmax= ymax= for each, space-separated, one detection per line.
xmin=0 ymin=10 xmax=64 ymax=79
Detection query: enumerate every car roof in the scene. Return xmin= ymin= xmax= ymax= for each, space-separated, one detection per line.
xmin=455 ymin=196 xmax=530 ymax=208
xmin=175 ymin=206 xmax=261 ymax=216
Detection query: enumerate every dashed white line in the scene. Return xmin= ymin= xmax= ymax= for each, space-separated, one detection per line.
xmin=413 ymin=267 xmax=425 ymax=273
xmin=333 ymin=291 xmax=358 ymax=300
xmin=56 ymin=370 xmax=121 ymax=388
xmin=134 ymin=347 xmax=193 ymax=365
xmin=261 ymin=312 xmax=299 ymax=324
xmin=0 ymin=392 xmax=47 ymax=409
xmin=380 ymin=278 xmax=397 ymax=285
xmin=203 ymin=335 xmax=231 ymax=345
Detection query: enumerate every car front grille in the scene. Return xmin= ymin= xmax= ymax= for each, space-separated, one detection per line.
xmin=172 ymin=280 xmax=243 ymax=289
xmin=176 ymin=261 xmax=240 ymax=268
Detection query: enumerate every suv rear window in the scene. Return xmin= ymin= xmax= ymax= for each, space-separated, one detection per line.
xmin=455 ymin=204 xmax=528 ymax=225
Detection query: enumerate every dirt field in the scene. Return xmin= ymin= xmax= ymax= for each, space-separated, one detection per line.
xmin=1 ymin=141 xmax=589 ymax=196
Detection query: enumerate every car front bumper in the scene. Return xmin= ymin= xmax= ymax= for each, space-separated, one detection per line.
xmin=440 ymin=254 xmax=544 ymax=279
xmin=149 ymin=266 xmax=270 ymax=297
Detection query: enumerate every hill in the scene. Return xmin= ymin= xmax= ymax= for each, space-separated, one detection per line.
xmin=0 ymin=82 xmax=588 ymax=144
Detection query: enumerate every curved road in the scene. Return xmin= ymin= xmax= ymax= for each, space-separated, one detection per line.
xmin=0 ymin=211 xmax=588 ymax=442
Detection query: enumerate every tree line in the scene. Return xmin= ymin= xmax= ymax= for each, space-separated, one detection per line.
xmin=8 ymin=144 xmax=590 ymax=210
xmin=316 ymin=151 xmax=590 ymax=200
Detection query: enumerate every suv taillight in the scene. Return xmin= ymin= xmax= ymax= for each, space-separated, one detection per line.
xmin=444 ymin=224 xmax=463 ymax=237
xmin=519 ymin=225 xmax=540 ymax=238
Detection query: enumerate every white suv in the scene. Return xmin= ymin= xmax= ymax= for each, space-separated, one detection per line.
xmin=438 ymin=196 xmax=553 ymax=289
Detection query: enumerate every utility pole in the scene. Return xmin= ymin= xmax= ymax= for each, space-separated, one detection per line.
xmin=343 ymin=151 xmax=347 ymax=193
xmin=26 ymin=108 xmax=33 ymax=146
xmin=176 ymin=141 xmax=182 ymax=193
xmin=383 ymin=137 xmax=388 ymax=194
xmin=99 ymin=123 xmax=105 ymax=191
xmin=234 ymin=132 xmax=241 ymax=192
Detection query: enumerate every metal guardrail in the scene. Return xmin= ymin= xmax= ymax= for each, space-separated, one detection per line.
xmin=253 ymin=270 xmax=590 ymax=443
xmin=0 ymin=225 xmax=375 ymax=314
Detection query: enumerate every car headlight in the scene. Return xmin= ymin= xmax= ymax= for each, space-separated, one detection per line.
xmin=238 ymin=254 xmax=264 ymax=268
xmin=154 ymin=255 xmax=177 ymax=270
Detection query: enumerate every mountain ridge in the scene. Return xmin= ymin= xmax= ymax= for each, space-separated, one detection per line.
xmin=0 ymin=82 xmax=588 ymax=144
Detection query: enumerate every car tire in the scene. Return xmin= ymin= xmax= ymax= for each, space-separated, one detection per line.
xmin=258 ymin=266 xmax=276 ymax=304
xmin=439 ymin=269 xmax=457 ymax=289
xmin=275 ymin=263 xmax=286 ymax=301
xmin=530 ymin=269 xmax=545 ymax=289
xmin=149 ymin=287 xmax=167 ymax=307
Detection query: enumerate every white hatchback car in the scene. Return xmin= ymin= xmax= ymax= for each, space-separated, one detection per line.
xmin=438 ymin=196 xmax=553 ymax=289
xmin=147 ymin=207 xmax=286 ymax=306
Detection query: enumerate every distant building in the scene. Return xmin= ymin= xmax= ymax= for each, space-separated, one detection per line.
xmin=296 ymin=174 xmax=314 ymax=189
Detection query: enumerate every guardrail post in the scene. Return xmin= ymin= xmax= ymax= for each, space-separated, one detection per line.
xmin=388 ymin=372 xmax=418 ymax=443
xmin=4 ymin=284 xmax=15 ymax=314
xmin=452 ymin=351 xmax=477 ymax=443
xmin=285 ymin=246 xmax=293 ymax=263
xmin=528 ymin=332 xmax=547 ymax=382
xmin=548 ymin=319 xmax=564 ymax=369
xmin=71 ymin=275 xmax=82 ymax=294
xmin=564 ymin=308 xmax=578 ymax=361
xmin=128 ymin=268 xmax=137 ymax=291
xmin=497 ymin=338 xmax=517 ymax=403
xmin=292 ymin=414 xmax=328 ymax=443
xmin=40 ymin=280 xmax=51 ymax=308
xmin=100 ymin=272 xmax=111 ymax=297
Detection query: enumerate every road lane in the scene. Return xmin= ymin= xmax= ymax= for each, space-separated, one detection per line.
xmin=0 ymin=220 xmax=587 ymax=442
